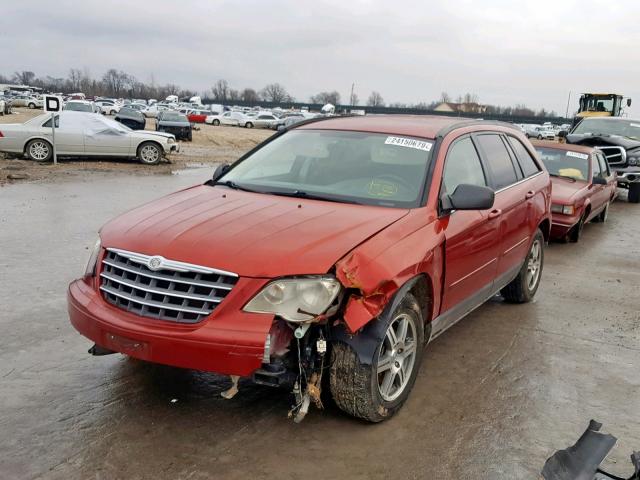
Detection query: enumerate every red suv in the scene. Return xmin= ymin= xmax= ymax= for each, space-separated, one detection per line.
xmin=68 ymin=115 xmax=551 ymax=422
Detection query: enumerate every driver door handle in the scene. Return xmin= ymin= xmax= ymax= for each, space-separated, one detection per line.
xmin=488 ymin=209 xmax=502 ymax=219
xmin=525 ymin=190 xmax=535 ymax=199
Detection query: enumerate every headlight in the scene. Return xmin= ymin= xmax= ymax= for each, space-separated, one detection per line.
xmin=167 ymin=137 xmax=175 ymax=144
xmin=628 ymin=156 xmax=639 ymax=166
xmin=84 ymin=238 xmax=101 ymax=277
xmin=244 ymin=276 xmax=342 ymax=322
xmin=551 ymin=204 xmax=575 ymax=215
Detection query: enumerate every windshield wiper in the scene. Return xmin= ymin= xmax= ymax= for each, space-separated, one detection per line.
xmin=211 ymin=180 xmax=263 ymax=193
xmin=266 ymin=189 xmax=361 ymax=204
xmin=549 ymin=173 xmax=577 ymax=182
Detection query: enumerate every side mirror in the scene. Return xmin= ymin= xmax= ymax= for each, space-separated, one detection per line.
xmin=592 ymin=176 xmax=607 ymax=185
xmin=211 ymin=163 xmax=231 ymax=182
xmin=442 ymin=184 xmax=495 ymax=212
xmin=627 ymin=98 xmax=632 ymax=107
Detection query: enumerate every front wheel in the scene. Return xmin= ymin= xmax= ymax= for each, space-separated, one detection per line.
xmin=26 ymin=139 xmax=52 ymax=162
xmin=28 ymin=103 xmax=35 ymax=109
xmin=537 ymin=134 xmax=543 ymax=140
xmin=245 ymin=122 xmax=254 ymax=128
xmin=212 ymin=119 xmax=220 ymax=126
xmin=594 ymin=202 xmax=609 ymax=222
xmin=629 ymin=183 xmax=640 ymax=204
xmin=501 ymin=229 xmax=544 ymax=303
xmin=330 ymin=293 xmax=424 ymax=422
xmin=137 ymin=142 xmax=162 ymax=165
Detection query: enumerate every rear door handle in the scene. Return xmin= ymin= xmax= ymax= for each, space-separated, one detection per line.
xmin=488 ymin=209 xmax=502 ymax=219
xmin=525 ymin=190 xmax=535 ymax=199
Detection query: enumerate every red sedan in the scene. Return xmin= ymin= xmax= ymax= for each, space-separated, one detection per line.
xmin=532 ymin=141 xmax=617 ymax=242
xmin=186 ymin=109 xmax=209 ymax=123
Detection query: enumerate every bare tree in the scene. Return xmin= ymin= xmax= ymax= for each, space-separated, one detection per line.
xmin=463 ymin=92 xmax=479 ymax=104
xmin=101 ymin=69 xmax=130 ymax=97
xmin=439 ymin=92 xmax=451 ymax=103
xmin=68 ymin=69 xmax=83 ymax=91
xmin=211 ymin=79 xmax=230 ymax=102
xmin=260 ymin=83 xmax=291 ymax=103
xmin=310 ymin=91 xmax=341 ymax=105
xmin=13 ymin=71 xmax=35 ymax=85
xmin=350 ymin=92 xmax=359 ymax=106
xmin=241 ymin=88 xmax=259 ymax=103
xmin=367 ymin=91 xmax=385 ymax=107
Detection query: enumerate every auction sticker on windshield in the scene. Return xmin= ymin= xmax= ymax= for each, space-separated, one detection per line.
xmin=566 ymin=151 xmax=589 ymax=160
xmin=385 ymin=136 xmax=433 ymax=151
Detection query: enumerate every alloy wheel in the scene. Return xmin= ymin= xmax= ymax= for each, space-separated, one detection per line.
xmin=29 ymin=141 xmax=50 ymax=161
xmin=526 ymin=238 xmax=542 ymax=290
xmin=376 ymin=312 xmax=418 ymax=402
xmin=140 ymin=145 xmax=160 ymax=163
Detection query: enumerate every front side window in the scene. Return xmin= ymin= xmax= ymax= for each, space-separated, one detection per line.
xmin=591 ymin=155 xmax=601 ymax=178
xmin=597 ymin=153 xmax=610 ymax=176
xmin=442 ymin=137 xmax=486 ymax=194
xmin=219 ymin=130 xmax=434 ymax=208
xmin=475 ymin=134 xmax=518 ymax=189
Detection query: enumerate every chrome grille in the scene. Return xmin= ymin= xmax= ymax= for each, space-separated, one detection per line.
xmin=100 ymin=248 xmax=238 ymax=324
xmin=598 ymin=145 xmax=626 ymax=165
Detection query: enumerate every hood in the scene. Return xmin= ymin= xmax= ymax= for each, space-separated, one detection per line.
xmin=158 ymin=120 xmax=190 ymax=127
xmin=100 ymin=185 xmax=410 ymax=278
xmin=131 ymin=130 xmax=174 ymax=141
xmin=567 ymin=133 xmax=640 ymax=150
xmin=551 ymin=177 xmax=588 ymax=203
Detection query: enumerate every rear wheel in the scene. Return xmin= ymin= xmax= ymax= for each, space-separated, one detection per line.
xmin=213 ymin=119 xmax=220 ymax=126
xmin=501 ymin=229 xmax=544 ymax=303
xmin=245 ymin=122 xmax=254 ymax=129
xmin=28 ymin=103 xmax=35 ymax=109
xmin=629 ymin=184 xmax=640 ymax=204
xmin=330 ymin=293 xmax=424 ymax=422
xmin=26 ymin=139 xmax=52 ymax=162
xmin=137 ymin=142 xmax=162 ymax=165
xmin=537 ymin=134 xmax=543 ymax=140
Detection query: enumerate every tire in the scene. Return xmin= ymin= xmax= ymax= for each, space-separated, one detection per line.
xmin=137 ymin=142 xmax=162 ymax=165
xmin=187 ymin=131 xmax=193 ymax=142
xmin=525 ymin=133 xmax=530 ymax=138
xmin=568 ymin=210 xmax=588 ymax=242
xmin=213 ymin=119 xmax=220 ymax=126
xmin=537 ymin=134 xmax=542 ymax=140
xmin=629 ymin=183 xmax=640 ymax=204
xmin=330 ymin=293 xmax=425 ymax=422
xmin=594 ymin=202 xmax=609 ymax=223
xmin=245 ymin=122 xmax=254 ymax=129
xmin=26 ymin=139 xmax=53 ymax=162
xmin=501 ymin=229 xmax=544 ymax=303
xmin=28 ymin=103 xmax=35 ymax=109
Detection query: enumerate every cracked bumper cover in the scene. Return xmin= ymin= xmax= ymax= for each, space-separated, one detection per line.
xmin=67 ymin=277 xmax=272 ymax=377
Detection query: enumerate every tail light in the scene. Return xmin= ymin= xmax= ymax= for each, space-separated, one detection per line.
xmin=0 ymin=131 xmax=4 ymax=138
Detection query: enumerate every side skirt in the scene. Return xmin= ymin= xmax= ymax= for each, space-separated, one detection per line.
xmin=428 ymin=262 xmax=522 ymax=342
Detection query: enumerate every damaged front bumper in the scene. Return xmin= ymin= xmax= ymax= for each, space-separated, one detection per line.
xmin=68 ymin=277 xmax=272 ymax=377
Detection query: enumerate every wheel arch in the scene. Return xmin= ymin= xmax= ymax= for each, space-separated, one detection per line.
xmin=136 ymin=139 xmax=164 ymax=156
xmin=331 ymin=274 xmax=433 ymax=366
xmin=538 ymin=217 xmax=551 ymax=243
xmin=23 ymin=137 xmax=52 ymax=154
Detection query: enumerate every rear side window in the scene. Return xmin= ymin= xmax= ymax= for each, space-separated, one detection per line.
xmin=442 ymin=137 xmax=487 ymax=194
xmin=476 ymin=134 xmax=518 ymax=189
xmin=507 ymin=137 xmax=541 ymax=177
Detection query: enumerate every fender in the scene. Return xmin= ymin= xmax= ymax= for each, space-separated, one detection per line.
xmin=331 ymin=275 xmax=426 ymax=366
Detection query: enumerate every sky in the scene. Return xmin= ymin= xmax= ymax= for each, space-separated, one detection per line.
xmin=2 ymin=0 xmax=640 ymax=116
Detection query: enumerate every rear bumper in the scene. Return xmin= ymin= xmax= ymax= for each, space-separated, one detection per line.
xmin=68 ymin=277 xmax=272 ymax=376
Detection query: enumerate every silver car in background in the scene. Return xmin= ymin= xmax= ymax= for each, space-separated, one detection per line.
xmin=238 ymin=112 xmax=279 ymax=129
xmin=10 ymin=95 xmax=43 ymax=109
xmin=0 ymin=111 xmax=179 ymax=164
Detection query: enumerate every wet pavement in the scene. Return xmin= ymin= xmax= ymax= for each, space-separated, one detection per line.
xmin=1 ymin=170 xmax=639 ymax=479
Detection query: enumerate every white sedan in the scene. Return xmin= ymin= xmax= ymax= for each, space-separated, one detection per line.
xmin=205 ymin=111 xmax=246 ymax=126
xmin=0 ymin=111 xmax=179 ymax=164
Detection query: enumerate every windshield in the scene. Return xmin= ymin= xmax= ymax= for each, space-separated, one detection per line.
xmin=536 ymin=147 xmax=590 ymax=181
xmin=64 ymin=102 xmax=92 ymax=112
xmin=572 ymin=118 xmax=640 ymax=140
xmin=162 ymin=113 xmax=187 ymax=122
xmin=218 ymin=130 xmax=434 ymax=208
